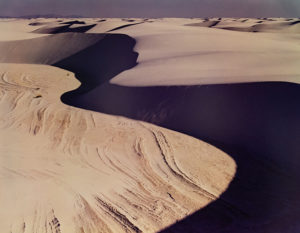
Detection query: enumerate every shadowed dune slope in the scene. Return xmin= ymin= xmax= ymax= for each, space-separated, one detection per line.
xmin=33 ymin=23 xmax=96 ymax=34
xmin=62 ymin=49 xmax=300 ymax=232
xmin=0 ymin=32 xmax=138 ymax=92
xmin=54 ymin=34 xmax=138 ymax=93
xmin=0 ymin=32 xmax=104 ymax=64
xmin=61 ymin=79 xmax=300 ymax=233
xmin=107 ymin=22 xmax=144 ymax=32
xmin=185 ymin=20 xmax=220 ymax=28
xmin=28 ymin=22 xmax=49 ymax=26
xmin=60 ymin=20 xmax=86 ymax=25
xmin=87 ymin=19 xmax=146 ymax=33
xmin=0 ymin=33 xmax=137 ymax=86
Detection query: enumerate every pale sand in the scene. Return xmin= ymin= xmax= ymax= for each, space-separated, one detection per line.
xmin=109 ymin=18 xmax=300 ymax=86
xmin=0 ymin=18 xmax=299 ymax=233
xmin=0 ymin=63 xmax=235 ymax=232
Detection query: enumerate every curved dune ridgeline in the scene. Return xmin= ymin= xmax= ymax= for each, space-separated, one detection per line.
xmin=0 ymin=64 xmax=235 ymax=233
xmin=32 ymin=23 xmax=97 ymax=34
xmin=0 ymin=18 xmax=300 ymax=233
xmin=60 ymin=43 xmax=300 ymax=232
xmin=0 ymin=32 xmax=138 ymax=87
xmin=0 ymin=30 xmax=236 ymax=232
xmin=185 ymin=18 xmax=300 ymax=33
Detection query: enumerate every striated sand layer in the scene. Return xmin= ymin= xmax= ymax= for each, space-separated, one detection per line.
xmin=0 ymin=17 xmax=300 ymax=233
xmin=0 ymin=64 xmax=235 ymax=232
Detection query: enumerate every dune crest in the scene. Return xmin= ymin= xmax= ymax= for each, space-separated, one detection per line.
xmin=0 ymin=63 xmax=236 ymax=232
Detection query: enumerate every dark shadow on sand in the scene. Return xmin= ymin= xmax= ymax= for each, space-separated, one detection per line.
xmin=58 ymin=35 xmax=300 ymax=232
xmin=60 ymin=20 xmax=86 ymax=25
xmin=107 ymin=22 xmax=144 ymax=32
xmin=54 ymin=34 xmax=138 ymax=94
xmin=65 ymin=83 xmax=300 ymax=233
xmin=33 ymin=23 xmax=96 ymax=34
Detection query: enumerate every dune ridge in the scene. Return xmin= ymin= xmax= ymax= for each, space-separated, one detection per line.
xmin=32 ymin=23 xmax=97 ymax=34
xmin=0 ymin=63 xmax=235 ymax=233
xmin=185 ymin=18 xmax=300 ymax=33
xmin=54 ymin=32 xmax=299 ymax=232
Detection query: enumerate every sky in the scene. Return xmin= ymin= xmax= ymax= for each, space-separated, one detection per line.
xmin=0 ymin=0 xmax=299 ymax=18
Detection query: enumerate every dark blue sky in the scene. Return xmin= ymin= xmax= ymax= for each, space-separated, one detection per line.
xmin=1 ymin=0 xmax=299 ymax=17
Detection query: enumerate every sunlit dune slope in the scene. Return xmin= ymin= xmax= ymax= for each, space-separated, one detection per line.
xmin=0 ymin=63 xmax=235 ymax=233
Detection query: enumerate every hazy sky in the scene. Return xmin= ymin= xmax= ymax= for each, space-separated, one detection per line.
xmin=1 ymin=0 xmax=300 ymax=18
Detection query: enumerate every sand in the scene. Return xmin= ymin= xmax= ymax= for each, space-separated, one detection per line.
xmin=0 ymin=18 xmax=299 ymax=233
xmin=0 ymin=63 xmax=235 ymax=233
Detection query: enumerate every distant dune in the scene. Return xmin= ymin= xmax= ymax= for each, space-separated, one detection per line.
xmin=0 ymin=18 xmax=299 ymax=233
xmin=185 ymin=18 xmax=300 ymax=33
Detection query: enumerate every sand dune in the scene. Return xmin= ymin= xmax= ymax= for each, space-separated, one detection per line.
xmin=186 ymin=18 xmax=300 ymax=33
xmin=2 ymin=18 xmax=299 ymax=86
xmin=60 ymin=20 xmax=86 ymax=25
xmin=0 ymin=63 xmax=235 ymax=232
xmin=88 ymin=18 xmax=146 ymax=33
xmin=107 ymin=22 xmax=144 ymax=32
xmin=0 ymin=19 xmax=49 ymax=41
xmin=110 ymin=19 xmax=300 ymax=86
xmin=185 ymin=20 xmax=221 ymax=28
xmin=0 ymin=33 xmax=105 ymax=64
xmin=33 ymin=23 xmax=97 ymax=34
xmin=0 ymin=32 xmax=138 ymax=93
xmin=0 ymin=18 xmax=300 ymax=233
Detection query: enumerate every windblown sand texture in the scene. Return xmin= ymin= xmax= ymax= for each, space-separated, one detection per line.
xmin=0 ymin=17 xmax=299 ymax=233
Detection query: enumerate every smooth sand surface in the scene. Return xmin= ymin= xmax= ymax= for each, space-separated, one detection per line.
xmin=109 ymin=18 xmax=300 ymax=86
xmin=0 ymin=18 xmax=299 ymax=233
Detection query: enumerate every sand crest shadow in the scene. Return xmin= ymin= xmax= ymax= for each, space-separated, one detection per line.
xmin=59 ymin=36 xmax=300 ymax=232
